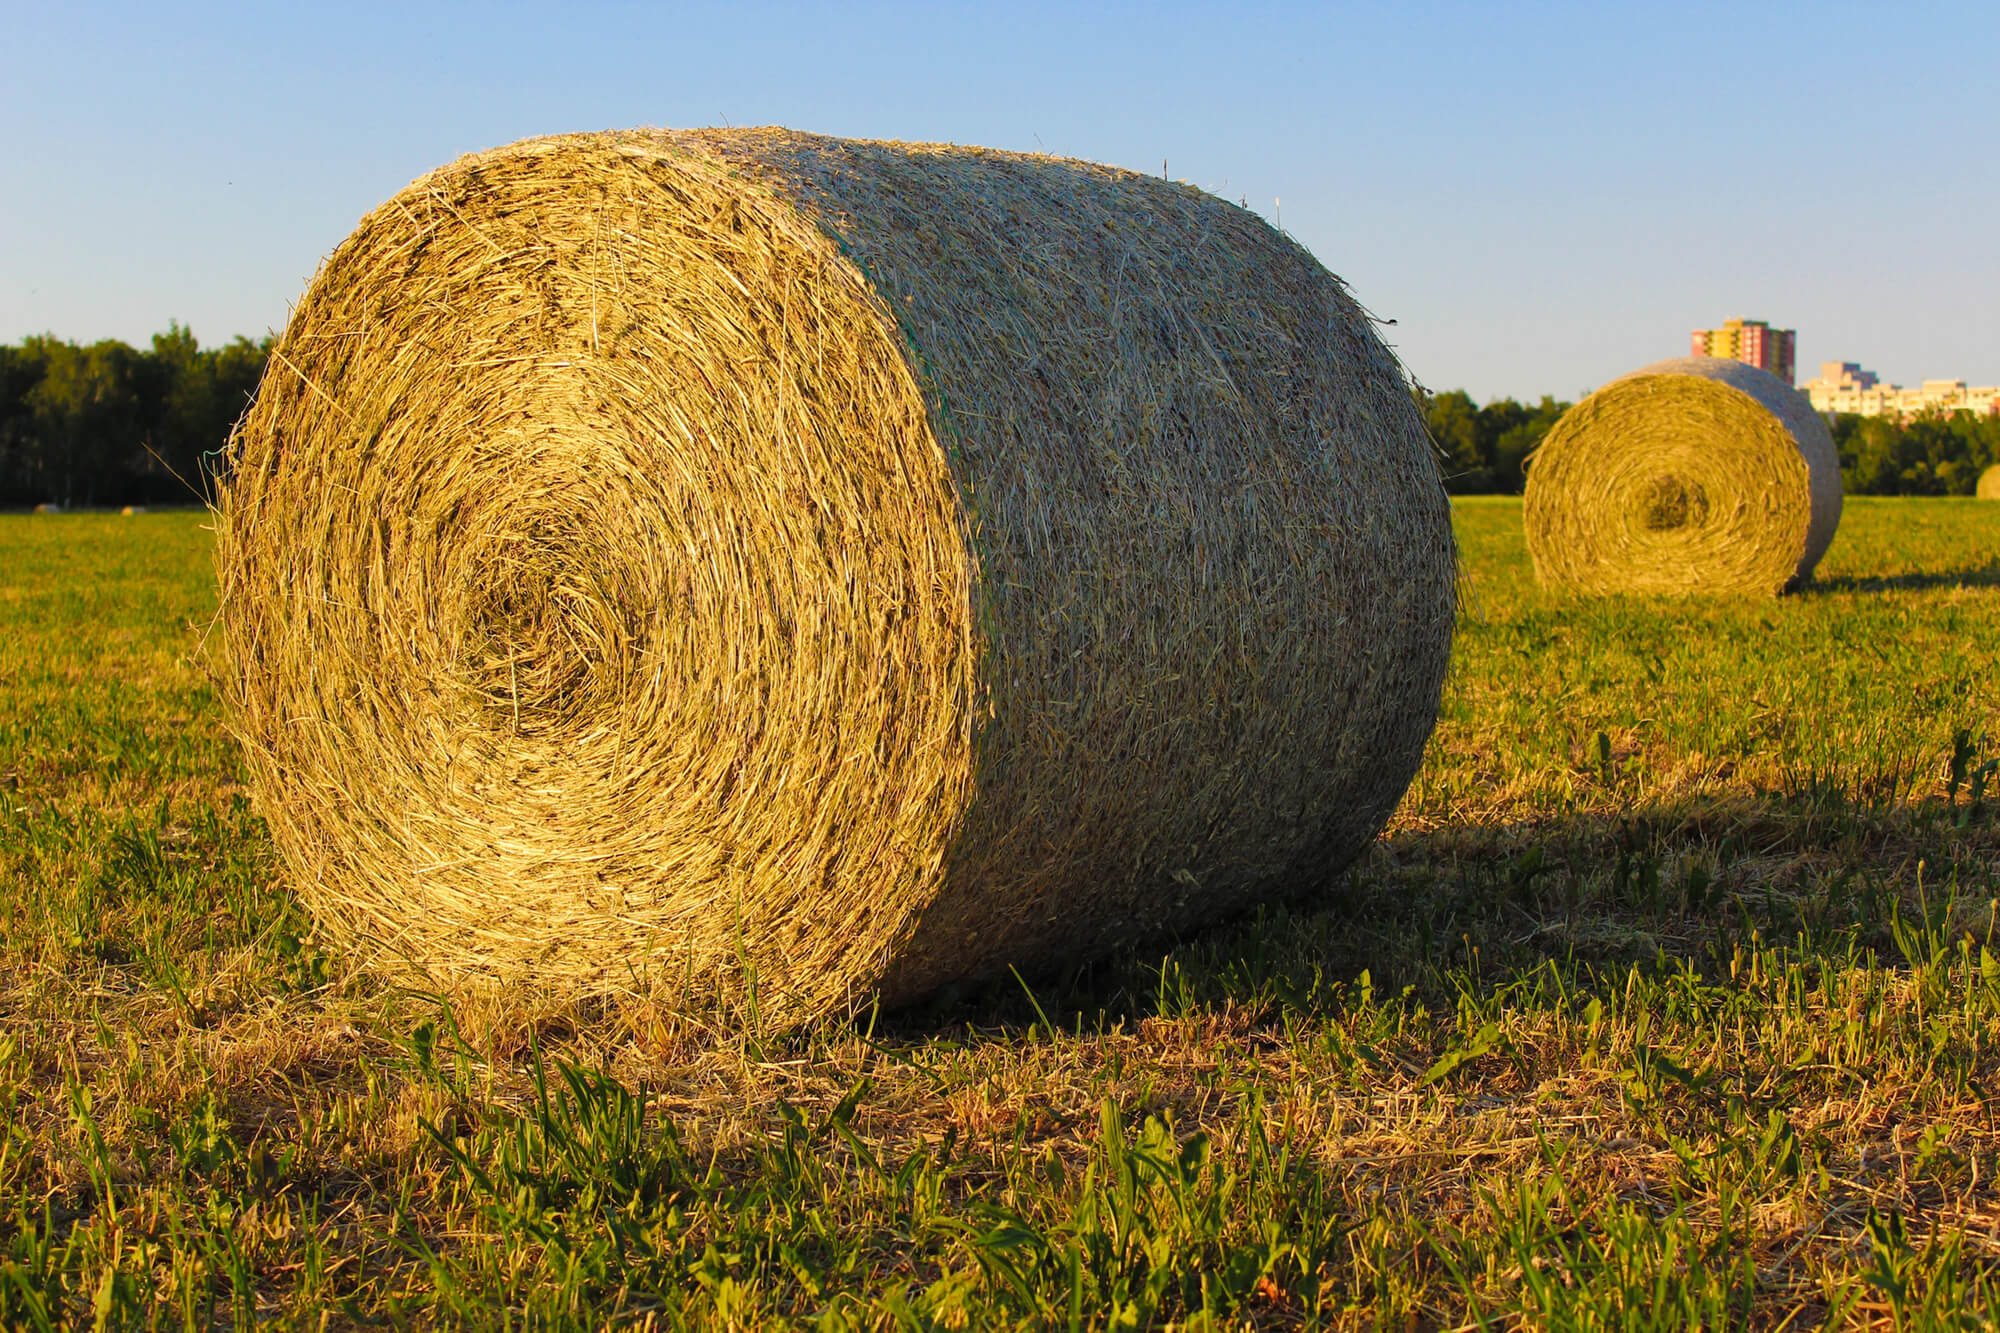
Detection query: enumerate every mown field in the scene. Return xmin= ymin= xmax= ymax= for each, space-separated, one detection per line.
xmin=4 ymin=497 xmax=2000 ymax=1329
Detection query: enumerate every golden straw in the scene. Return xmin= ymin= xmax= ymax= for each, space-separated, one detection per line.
xmin=214 ymin=129 xmax=1457 ymax=1024
xmin=1524 ymin=356 xmax=1841 ymax=596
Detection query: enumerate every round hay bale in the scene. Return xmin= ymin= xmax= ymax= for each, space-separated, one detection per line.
xmin=215 ymin=128 xmax=1456 ymax=1023
xmin=120 ymin=505 xmax=146 ymax=516
xmin=32 ymin=503 xmax=60 ymax=514
xmin=1523 ymin=356 xmax=1842 ymax=596
xmin=1977 ymin=465 xmax=2000 ymax=500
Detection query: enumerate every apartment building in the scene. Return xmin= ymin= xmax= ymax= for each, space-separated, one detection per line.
xmin=1798 ymin=361 xmax=2000 ymax=419
xmin=1691 ymin=318 xmax=1797 ymax=385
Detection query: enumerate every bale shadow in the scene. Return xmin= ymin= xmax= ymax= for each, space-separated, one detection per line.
xmin=1806 ymin=562 xmax=2000 ymax=594
xmin=879 ymin=787 xmax=2000 ymax=1039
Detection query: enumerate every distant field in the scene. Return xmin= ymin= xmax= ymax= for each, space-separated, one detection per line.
xmin=4 ymin=498 xmax=2000 ymax=1327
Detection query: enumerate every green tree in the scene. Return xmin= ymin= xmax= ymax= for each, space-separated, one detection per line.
xmin=1419 ymin=390 xmax=1573 ymax=494
xmin=205 ymin=334 xmax=269 ymax=489
xmin=0 ymin=341 xmax=53 ymax=503
xmin=25 ymin=337 xmax=153 ymax=507
xmin=1833 ymin=410 xmax=2000 ymax=496
xmin=0 ymin=326 xmax=269 ymax=506
xmin=149 ymin=320 xmax=214 ymax=497
xmin=1421 ymin=389 xmax=1487 ymax=490
xmin=147 ymin=322 xmax=267 ymax=501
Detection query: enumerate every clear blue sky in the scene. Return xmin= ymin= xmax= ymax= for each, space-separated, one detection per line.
xmin=3 ymin=0 xmax=1993 ymax=401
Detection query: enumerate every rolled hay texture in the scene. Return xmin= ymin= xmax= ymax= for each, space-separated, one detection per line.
xmin=1523 ymin=357 xmax=1842 ymax=596
xmin=215 ymin=128 xmax=1455 ymax=1023
xmin=1978 ymin=465 xmax=2000 ymax=500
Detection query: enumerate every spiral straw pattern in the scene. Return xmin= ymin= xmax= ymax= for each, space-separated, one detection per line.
xmin=215 ymin=129 xmax=1456 ymax=1023
xmin=1523 ymin=357 xmax=1842 ymax=596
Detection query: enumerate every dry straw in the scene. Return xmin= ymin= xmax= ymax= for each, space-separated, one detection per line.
xmin=214 ymin=129 xmax=1456 ymax=1024
xmin=1978 ymin=465 xmax=2000 ymax=500
xmin=1523 ymin=356 xmax=1842 ymax=596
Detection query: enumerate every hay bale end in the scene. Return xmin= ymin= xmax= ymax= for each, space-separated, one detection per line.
xmin=215 ymin=128 xmax=1456 ymax=1023
xmin=1523 ymin=356 xmax=1841 ymax=596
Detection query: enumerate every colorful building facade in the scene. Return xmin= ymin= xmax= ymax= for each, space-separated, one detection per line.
xmin=1691 ymin=318 xmax=1797 ymax=385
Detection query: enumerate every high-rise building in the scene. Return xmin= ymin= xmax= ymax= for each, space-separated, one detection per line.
xmin=1691 ymin=318 xmax=1796 ymax=385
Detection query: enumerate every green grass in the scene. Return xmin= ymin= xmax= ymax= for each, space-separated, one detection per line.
xmin=4 ymin=498 xmax=2000 ymax=1329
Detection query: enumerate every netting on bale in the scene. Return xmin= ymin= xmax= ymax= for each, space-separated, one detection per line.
xmin=1522 ymin=356 xmax=1842 ymax=596
xmin=215 ymin=128 xmax=1456 ymax=1024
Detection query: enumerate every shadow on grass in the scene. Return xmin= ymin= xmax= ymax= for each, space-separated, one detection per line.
xmin=1806 ymin=562 xmax=2000 ymax=594
xmin=880 ymin=786 xmax=2000 ymax=1040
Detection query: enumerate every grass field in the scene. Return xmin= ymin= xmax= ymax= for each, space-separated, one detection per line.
xmin=5 ymin=497 xmax=2000 ymax=1329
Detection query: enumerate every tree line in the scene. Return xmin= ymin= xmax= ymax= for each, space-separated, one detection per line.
xmin=0 ymin=325 xmax=268 ymax=508
xmin=1828 ymin=411 xmax=2000 ymax=496
xmin=1420 ymin=389 xmax=2000 ymax=497
xmin=1419 ymin=390 xmax=1572 ymax=494
xmin=4 ymin=329 xmax=1996 ymax=507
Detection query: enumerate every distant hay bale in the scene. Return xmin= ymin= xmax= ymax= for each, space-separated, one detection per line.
xmin=214 ymin=128 xmax=1456 ymax=1024
xmin=1523 ymin=357 xmax=1842 ymax=596
xmin=1978 ymin=465 xmax=2000 ymax=500
xmin=32 ymin=503 xmax=61 ymax=514
xmin=120 ymin=505 xmax=146 ymax=516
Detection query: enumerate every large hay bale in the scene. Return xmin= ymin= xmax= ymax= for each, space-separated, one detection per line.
xmin=1978 ymin=465 xmax=2000 ymax=500
xmin=1523 ymin=356 xmax=1842 ymax=595
xmin=215 ymin=128 xmax=1455 ymax=1022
